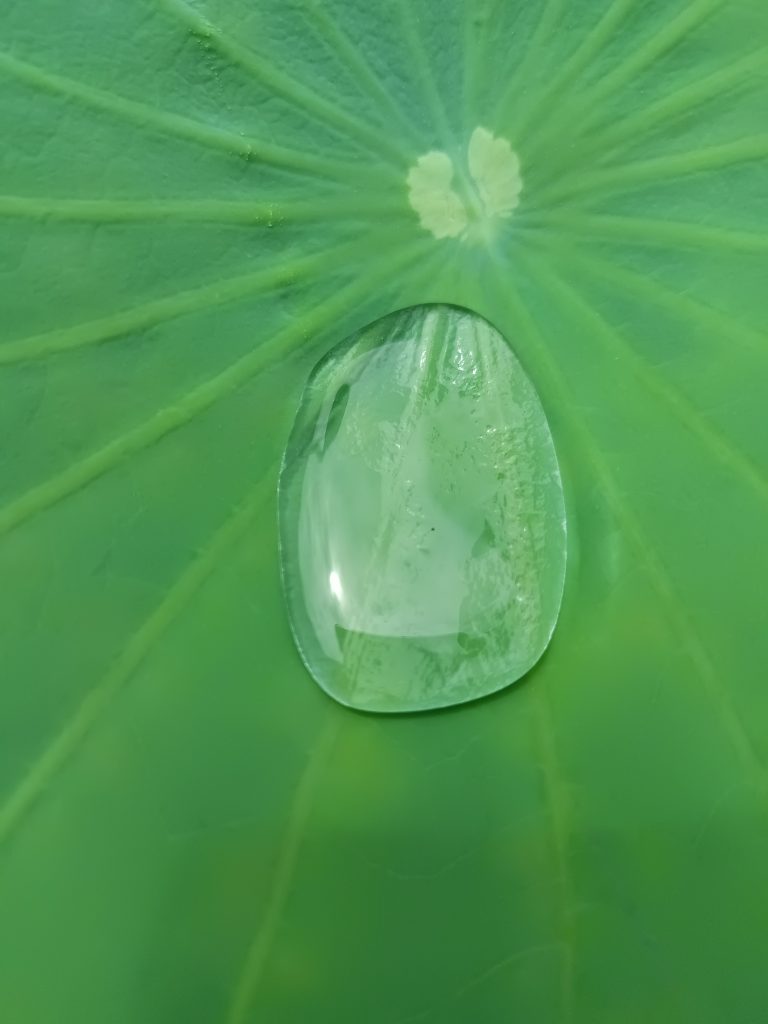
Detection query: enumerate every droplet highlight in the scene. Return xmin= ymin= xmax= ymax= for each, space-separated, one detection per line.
xmin=278 ymin=305 xmax=566 ymax=713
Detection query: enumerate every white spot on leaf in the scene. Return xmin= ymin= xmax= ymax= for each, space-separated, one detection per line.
xmin=467 ymin=126 xmax=522 ymax=219
xmin=406 ymin=151 xmax=468 ymax=239
xmin=407 ymin=126 xmax=522 ymax=242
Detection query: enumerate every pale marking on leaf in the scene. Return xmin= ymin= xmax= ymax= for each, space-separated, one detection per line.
xmin=406 ymin=127 xmax=522 ymax=242
xmin=467 ymin=126 xmax=522 ymax=217
xmin=406 ymin=151 xmax=468 ymax=239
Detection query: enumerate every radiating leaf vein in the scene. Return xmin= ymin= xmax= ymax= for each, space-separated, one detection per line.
xmin=532 ymin=136 xmax=768 ymax=206
xmin=155 ymin=0 xmax=408 ymax=167
xmin=0 ymin=193 xmax=405 ymax=226
xmin=0 ymin=477 xmax=272 ymax=845
xmin=225 ymin=719 xmax=340 ymax=1024
xmin=527 ymin=249 xmax=768 ymax=504
xmin=0 ymin=49 xmax=361 ymax=182
xmin=0 ymin=240 xmax=426 ymax=537
xmin=505 ymin=266 xmax=768 ymax=817
xmin=300 ymin=0 xmax=422 ymax=147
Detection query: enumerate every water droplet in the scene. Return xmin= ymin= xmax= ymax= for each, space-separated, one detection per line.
xmin=278 ymin=305 xmax=567 ymax=713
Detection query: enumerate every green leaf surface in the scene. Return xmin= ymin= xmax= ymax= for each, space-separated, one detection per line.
xmin=1 ymin=1 xmax=767 ymax=1021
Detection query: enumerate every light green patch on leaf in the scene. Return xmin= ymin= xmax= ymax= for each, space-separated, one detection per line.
xmin=406 ymin=149 xmax=469 ymax=238
xmin=407 ymin=126 xmax=522 ymax=241
xmin=467 ymin=125 xmax=523 ymax=218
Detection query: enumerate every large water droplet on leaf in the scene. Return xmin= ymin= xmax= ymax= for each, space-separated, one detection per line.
xmin=278 ymin=305 xmax=567 ymax=713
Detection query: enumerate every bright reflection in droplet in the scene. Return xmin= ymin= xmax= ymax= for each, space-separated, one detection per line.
xmin=329 ymin=570 xmax=343 ymax=603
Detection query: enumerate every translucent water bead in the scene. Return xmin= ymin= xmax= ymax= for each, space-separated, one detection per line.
xmin=278 ymin=305 xmax=567 ymax=713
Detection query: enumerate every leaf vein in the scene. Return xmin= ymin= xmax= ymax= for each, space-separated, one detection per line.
xmin=155 ymin=0 xmax=408 ymax=168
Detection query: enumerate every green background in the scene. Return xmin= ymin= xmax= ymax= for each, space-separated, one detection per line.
xmin=1 ymin=1 xmax=767 ymax=1021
